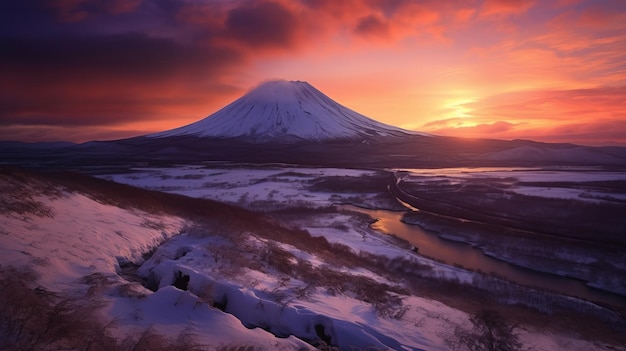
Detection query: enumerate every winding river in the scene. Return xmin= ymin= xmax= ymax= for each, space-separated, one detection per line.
xmin=346 ymin=205 xmax=626 ymax=310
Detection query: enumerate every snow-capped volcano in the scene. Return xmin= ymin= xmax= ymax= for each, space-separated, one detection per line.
xmin=150 ymin=80 xmax=416 ymax=141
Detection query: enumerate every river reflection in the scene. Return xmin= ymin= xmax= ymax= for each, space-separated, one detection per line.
xmin=345 ymin=205 xmax=625 ymax=309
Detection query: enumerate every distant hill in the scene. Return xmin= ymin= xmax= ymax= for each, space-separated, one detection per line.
xmin=2 ymin=80 xmax=625 ymax=168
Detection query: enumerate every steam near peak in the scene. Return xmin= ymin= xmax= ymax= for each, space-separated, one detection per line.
xmin=244 ymin=80 xmax=315 ymax=103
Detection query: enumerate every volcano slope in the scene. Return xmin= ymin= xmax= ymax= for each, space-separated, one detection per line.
xmin=7 ymin=80 xmax=625 ymax=169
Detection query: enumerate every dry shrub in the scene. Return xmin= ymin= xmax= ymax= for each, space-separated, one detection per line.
xmin=83 ymin=272 xmax=118 ymax=297
xmin=205 ymin=243 xmax=250 ymax=277
xmin=263 ymin=242 xmax=296 ymax=274
xmin=357 ymin=251 xmax=433 ymax=278
xmin=310 ymin=340 xmax=340 ymax=351
xmin=451 ymin=308 xmax=522 ymax=351
xmin=289 ymin=259 xmax=408 ymax=318
xmin=0 ymin=266 xmax=117 ymax=350
xmin=0 ymin=168 xmax=57 ymax=218
xmin=0 ymin=266 xmax=207 ymax=351
xmin=118 ymin=327 xmax=206 ymax=351
xmin=116 ymin=283 xmax=149 ymax=299
xmin=215 ymin=345 xmax=266 ymax=351
xmin=119 ymin=327 xmax=170 ymax=351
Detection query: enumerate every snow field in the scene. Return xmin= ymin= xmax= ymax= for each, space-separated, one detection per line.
xmin=106 ymin=286 xmax=310 ymax=350
xmin=3 ymin=167 xmax=620 ymax=350
xmin=135 ymin=228 xmax=607 ymax=350
xmin=102 ymin=165 xmax=382 ymax=210
xmin=101 ymin=165 xmax=626 ymax=350
xmin=0 ymin=192 xmax=184 ymax=291
xmin=136 ymin=228 xmax=457 ymax=350
xmin=0 ymin=188 xmax=312 ymax=349
xmin=397 ymin=167 xmax=626 ymax=203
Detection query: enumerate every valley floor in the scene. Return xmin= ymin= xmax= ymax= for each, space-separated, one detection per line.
xmin=1 ymin=164 xmax=625 ymax=350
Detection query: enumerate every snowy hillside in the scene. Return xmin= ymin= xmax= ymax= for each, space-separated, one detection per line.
xmin=149 ymin=80 xmax=419 ymax=141
xmin=0 ymin=168 xmax=310 ymax=350
xmin=2 ymin=167 xmax=624 ymax=350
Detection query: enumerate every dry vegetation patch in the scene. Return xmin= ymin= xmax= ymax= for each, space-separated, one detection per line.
xmin=5 ymin=166 xmax=625 ymax=348
xmin=0 ymin=167 xmax=59 ymax=218
xmin=0 ymin=265 xmax=218 ymax=350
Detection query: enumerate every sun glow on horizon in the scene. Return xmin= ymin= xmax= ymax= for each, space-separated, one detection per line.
xmin=1 ymin=0 xmax=625 ymax=146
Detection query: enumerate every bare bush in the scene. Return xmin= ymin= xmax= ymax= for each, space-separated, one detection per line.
xmin=118 ymin=326 xmax=207 ymax=351
xmin=215 ymin=345 xmax=266 ymax=351
xmin=120 ymin=327 xmax=170 ymax=351
xmin=262 ymin=242 xmax=296 ymax=275
xmin=116 ymin=283 xmax=149 ymax=299
xmin=82 ymin=272 xmax=118 ymax=297
xmin=289 ymin=259 xmax=408 ymax=318
xmin=0 ymin=266 xmax=207 ymax=351
xmin=452 ymin=308 xmax=522 ymax=351
xmin=0 ymin=266 xmax=118 ymax=350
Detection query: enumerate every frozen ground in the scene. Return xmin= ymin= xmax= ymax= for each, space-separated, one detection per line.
xmin=0 ymin=175 xmax=310 ymax=349
xmin=100 ymin=164 xmax=397 ymax=210
xmin=1 ymin=166 xmax=622 ymax=350
xmin=398 ymin=167 xmax=626 ymax=203
xmin=394 ymin=167 xmax=626 ymax=298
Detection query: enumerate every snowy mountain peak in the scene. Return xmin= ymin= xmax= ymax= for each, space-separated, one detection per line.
xmin=245 ymin=79 xmax=313 ymax=103
xmin=149 ymin=80 xmax=418 ymax=142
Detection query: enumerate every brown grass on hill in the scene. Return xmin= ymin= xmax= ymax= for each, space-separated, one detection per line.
xmin=0 ymin=265 xmax=217 ymax=351
xmin=4 ymin=166 xmax=626 ymax=346
xmin=3 ymin=167 xmax=278 ymax=239
xmin=0 ymin=167 xmax=59 ymax=217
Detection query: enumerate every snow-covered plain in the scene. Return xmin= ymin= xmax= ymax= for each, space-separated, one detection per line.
xmin=101 ymin=165 xmax=394 ymax=210
xmin=1 ymin=166 xmax=621 ymax=350
xmin=398 ymin=167 xmax=626 ymax=203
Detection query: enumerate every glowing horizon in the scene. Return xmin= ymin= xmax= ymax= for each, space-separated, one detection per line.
xmin=1 ymin=0 xmax=625 ymax=146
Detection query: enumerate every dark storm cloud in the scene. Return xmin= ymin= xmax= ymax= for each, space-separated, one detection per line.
xmin=41 ymin=0 xmax=143 ymax=22
xmin=0 ymin=32 xmax=243 ymax=127
xmin=0 ymin=33 xmax=239 ymax=80
xmin=223 ymin=1 xmax=299 ymax=48
xmin=0 ymin=1 xmax=56 ymax=37
xmin=355 ymin=14 xmax=389 ymax=37
xmin=0 ymin=0 xmax=241 ymax=129
xmin=0 ymin=0 xmax=308 ymax=129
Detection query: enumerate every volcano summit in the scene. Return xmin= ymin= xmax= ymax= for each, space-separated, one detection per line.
xmin=5 ymin=80 xmax=626 ymax=168
xmin=150 ymin=80 xmax=416 ymax=142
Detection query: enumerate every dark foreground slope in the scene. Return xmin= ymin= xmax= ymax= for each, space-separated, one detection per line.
xmin=2 ymin=166 xmax=626 ymax=349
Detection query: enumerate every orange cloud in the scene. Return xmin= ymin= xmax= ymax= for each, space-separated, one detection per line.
xmin=0 ymin=33 xmax=244 ymax=131
xmin=421 ymin=86 xmax=626 ymax=146
xmin=480 ymin=0 xmax=535 ymax=17
xmin=2 ymin=0 xmax=626 ymax=147
xmin=355 ymin=14 xmax=391 ymax=38
xmin=454 ymin=8 xmax=477 ymax=23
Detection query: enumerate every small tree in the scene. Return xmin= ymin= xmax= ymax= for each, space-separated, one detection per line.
xmin=456 ymin=308 xmax=522 ymax=351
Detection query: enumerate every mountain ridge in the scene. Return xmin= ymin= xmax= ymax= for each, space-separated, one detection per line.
xmin=149 ymin=80 xmax=422 ymax=142
xmin=2 ymin=80 xmax=626 ymax=168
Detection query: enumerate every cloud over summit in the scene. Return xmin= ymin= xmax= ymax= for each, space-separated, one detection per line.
xmin=1 ymin=0 xmax=625 ymax=145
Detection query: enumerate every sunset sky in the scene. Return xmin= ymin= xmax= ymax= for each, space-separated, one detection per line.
xmin=1 ymin=0 xmax=625 ymax=146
